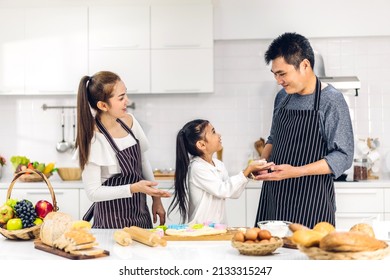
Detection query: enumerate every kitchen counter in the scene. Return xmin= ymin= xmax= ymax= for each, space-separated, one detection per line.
xmin=0 ymin=229 xmax=308 ymax=260
xmin=1 ymin=174 xmax=390 ymax=190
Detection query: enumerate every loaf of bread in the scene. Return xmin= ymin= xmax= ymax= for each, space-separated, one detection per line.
xmin=319 ymin=231 xmax=387 ymax=252
xmin=40 ymin=212 xmax=73 ymax=246
xmin=349 ymin=223 xmax=375 ymax=238
xmin=288 ymin=223 xmax=309 ymax=232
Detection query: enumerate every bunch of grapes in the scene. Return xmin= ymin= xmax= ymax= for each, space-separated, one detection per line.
xmin=14 ymin=199 xmax=37 ymax=228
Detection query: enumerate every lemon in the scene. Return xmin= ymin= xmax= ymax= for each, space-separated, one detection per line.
xmin=33 ymin=218 xmax=43 ymax=225
xmin=7 ymin=218 xmax=23 ymax=230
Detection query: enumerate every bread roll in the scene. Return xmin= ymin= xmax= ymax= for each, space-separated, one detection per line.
xmin=288 ymin=223 xmax=309 ymax=232
xmin=319 ymin=231 xmax=387 ymax=252
xmin=40 ymin=212 xmax=73 ymax=246
xmin=291 ymin=229 xmax=324 ymax=247
xmin=313 ymin=222 xmax=335 ymax=236
xmin=349 ymin=223 xmax=375 ymax=238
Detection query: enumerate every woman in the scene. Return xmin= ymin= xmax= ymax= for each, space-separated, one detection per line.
xmin=168 ymin=119 xmax=273 ymax=225
xmin=75 ymin=71 xmax=170 ymax=229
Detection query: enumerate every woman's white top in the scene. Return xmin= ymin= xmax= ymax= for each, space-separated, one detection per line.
xmin=187 ymin=156 xmax=249 ymax=225
xmin=79 ymin=114 xmax=154 ymax=202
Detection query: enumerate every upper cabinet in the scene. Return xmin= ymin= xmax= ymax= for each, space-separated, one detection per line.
xmin=0 ymin=8 xmax=25 ymax=94
xmin=24 ymin=7 xmax=88 ymax=94
xmin=0 ymin=6 xmax=88 ymax=95
xmin=89 ymin=6 xmax=150 ymax=49
xmin=213 ymin=0 xmax=390 ymax=40
xmin=88 ymin=6 xmax=151 ymax=93
xmin=150 ymin=4 xmax=213 ymax=93
xmin=89 ymin=2 xmax=214 ymax=94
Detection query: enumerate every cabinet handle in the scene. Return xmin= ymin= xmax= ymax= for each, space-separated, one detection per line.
xmin=164 ymin=89 xmax=200 ymax=93
xmin=94 ymin=45 xmax=140 ymax=50
xmin=126 ymin=89 xmax=139 ymax=94
xmin=336 ymin=214 xmax=380 ymax=219
xmin=163 ymin=44 xmax=201 ymax=48
xmin=336 ymin=189 xmax=379 ymax=194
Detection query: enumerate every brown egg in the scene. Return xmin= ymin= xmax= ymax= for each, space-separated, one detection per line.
xmin=259 ymin=239 xmax=269 ymax=244
xmin=258 ymin=229 xmax=272 ymax=240
xmin=253 ymin=227 xmax=262 ymax=233
xmin=233 ymin=231 xmax=245 ymax=242
xmin=245 ymin=228 xmax=259 ymax=241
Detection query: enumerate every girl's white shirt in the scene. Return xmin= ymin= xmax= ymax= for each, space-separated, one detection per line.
xmin=75 ymin=113 xmax=154 ymax=202
xmin=187 ymin=156 xmax=248 ymax=225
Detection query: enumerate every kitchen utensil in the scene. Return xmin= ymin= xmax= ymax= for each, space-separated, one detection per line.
xmin=56 ymin=110 xmax=70 ymax=153
xmin=69 ymin=109 xmax=76 ymax=151
xmin=257 ymin=220 xmax=291 ymax=238
xmin=57 ymin=167 xmax=82 ymax=181
xmin=123 ymin=226 xmax=167 ymax=247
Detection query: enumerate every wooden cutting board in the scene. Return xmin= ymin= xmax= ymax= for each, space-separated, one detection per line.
xmin=34 ymin=240 xmax=110 ymax=260
xmin=162 ymin=229 xmax=241 ymax=241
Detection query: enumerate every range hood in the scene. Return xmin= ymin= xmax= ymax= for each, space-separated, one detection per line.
xmin=314 ymin=51 xmax=360 ymax=96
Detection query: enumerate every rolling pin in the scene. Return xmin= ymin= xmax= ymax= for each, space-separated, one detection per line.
xmin=124 ymin=226 xmax=167 ymax=247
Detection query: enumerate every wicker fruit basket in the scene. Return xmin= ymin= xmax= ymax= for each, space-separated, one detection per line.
xmin=231 ymin=237 xmax=283 ymax=256
xmin=17 ymin=171 xmax=52 ymax=182
xmin=298 ymin=244 xmax=390 ymax=260
xmin=0 ymin=169 xmax=58 ymax=240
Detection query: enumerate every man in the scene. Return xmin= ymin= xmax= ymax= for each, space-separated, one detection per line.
xmin=255 ymin=32 xmax=354 ymax=228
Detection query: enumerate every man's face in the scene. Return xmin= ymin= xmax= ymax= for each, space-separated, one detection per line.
xmin=270 ymin=57 xmax=308 ymax=94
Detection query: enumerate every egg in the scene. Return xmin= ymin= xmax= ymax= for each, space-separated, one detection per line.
xmin=233 ymin=231 xmax=245 ymax=242
xmin=245 ymin=228 xmax=259 ymax=241
xmin=258 ymin=229 xmax=272 ymax=240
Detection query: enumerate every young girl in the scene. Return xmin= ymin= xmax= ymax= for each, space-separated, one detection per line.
xmin=75 ymin=71 xmax=170 ymax=229
xmin=168 ymin=119 xmax=274 ymax=225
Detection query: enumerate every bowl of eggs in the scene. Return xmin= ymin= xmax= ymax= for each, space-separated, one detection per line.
xmin=231 ymin=227 xmax=283 ymax=256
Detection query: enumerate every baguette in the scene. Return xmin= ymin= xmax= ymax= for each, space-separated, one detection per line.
xmin=319 ymin=231 xmax=387 ymax=252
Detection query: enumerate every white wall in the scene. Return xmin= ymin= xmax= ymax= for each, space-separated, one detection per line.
xmin=1 ymin=36 xmax=390 ymax=181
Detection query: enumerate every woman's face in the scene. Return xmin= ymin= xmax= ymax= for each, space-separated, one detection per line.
xmin=107 ymin=80 xmax=129 ymax=118
xmin=202 ymin=123 xmax=223 ymax=153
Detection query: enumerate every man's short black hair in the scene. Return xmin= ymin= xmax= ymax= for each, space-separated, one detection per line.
xmin=265 ymin=32 xmax=315 ymax=70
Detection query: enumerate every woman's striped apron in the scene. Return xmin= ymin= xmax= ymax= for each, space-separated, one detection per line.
xmin=83 ymin=118 xmax=153 ymax=229
xmin=255 ymin=77 xmax=335 ymax=228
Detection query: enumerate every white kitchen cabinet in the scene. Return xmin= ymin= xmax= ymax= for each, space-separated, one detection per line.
xmin=151 ymin=49 xmax=213 ymax=93
xmin=89 ymin=50 xmax=150 ymax=94
xmin=79 ymin=188 xmax=92 ymax=221
xmin=88 ymin=5 xmax=151 ymax=93
xmin=335 ymin=188 xmax=384 ymax=230
xmin=226 ymin=193 xmax=246 ymax=227
xmin=23 ymin=7 xmax=88 ymax=94
xmin=150 ymin=4 xmax=214 ymax=94
xmin=4 ymin=187 xmax=79 ymax=221
xmin=245 ymin=187 xmax=262 ymax=227
xmin=384 ymin=189 xmax=390 ymax=221
xmin=151 ymin=5 xmax=213 ymax=49
xmin=89 ymin=6 xmax=150 ymax=50
xmin=0 ymin=8 xmax=25 ymax=95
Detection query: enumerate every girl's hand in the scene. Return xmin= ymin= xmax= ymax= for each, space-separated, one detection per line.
xmin=243 ymin=160 xmax=275 ymax=178
xmin=130 ymin=180 xmax=171 ymax=197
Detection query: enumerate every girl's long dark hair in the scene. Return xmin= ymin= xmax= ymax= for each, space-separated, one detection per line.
xmin=168 ymin=119 xmax=209 ymax=223
xmin=76 ymin=71 xmax=121 ymax=170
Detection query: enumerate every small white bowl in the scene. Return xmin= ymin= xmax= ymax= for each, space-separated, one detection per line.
xmin=257 ymin=220 xmax=291 ymax=237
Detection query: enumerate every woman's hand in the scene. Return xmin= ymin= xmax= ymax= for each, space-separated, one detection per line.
xmin=152 ymin=198 xmax=166 ymax=225
xmin=130 ymin=180 xmax=171 ymax=197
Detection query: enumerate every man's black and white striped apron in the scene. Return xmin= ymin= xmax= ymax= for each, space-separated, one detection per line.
xmin=255 ymin=77 xmax=335 ymax=228
xmin=83 ymin=118 xmax=153 ymax=229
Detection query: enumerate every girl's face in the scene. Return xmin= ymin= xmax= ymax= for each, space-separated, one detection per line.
xmin=201 ymin=123 xmax=222 ymax=154
xmin=106 ymin=80 xmax=129 ymax=118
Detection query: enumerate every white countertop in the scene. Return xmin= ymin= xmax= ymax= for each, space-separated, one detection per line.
xmin=1 ymin=175 xmax=390 ymax=190
xmin=0 ymin=229 xmax=308 ymax=260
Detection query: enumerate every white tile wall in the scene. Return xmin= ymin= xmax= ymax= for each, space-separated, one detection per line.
xmin=1 ymin=36 xmax=390 ymax=180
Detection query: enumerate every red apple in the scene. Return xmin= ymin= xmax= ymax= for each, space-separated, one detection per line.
xmin=35 ymin=200 xmax=54 ymax=219
xmin=0 ymin=204 xmax=14 ymax=224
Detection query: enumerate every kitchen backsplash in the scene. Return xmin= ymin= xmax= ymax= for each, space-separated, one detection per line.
xmin=1 ymin=36 xmax=390 ymax=179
